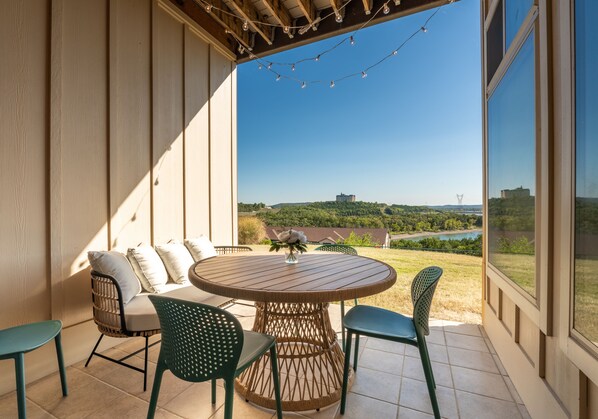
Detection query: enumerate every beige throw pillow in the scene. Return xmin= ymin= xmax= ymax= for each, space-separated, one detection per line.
xmin=155 ymin=242 xmax=195 ymax=285
xmin=127 ymin=246 xmax=169 ymax=293
xmin=184 ymin=236 xmax=218 ymax=262
xmin=87 ymin=251 xmax=141 ymax=304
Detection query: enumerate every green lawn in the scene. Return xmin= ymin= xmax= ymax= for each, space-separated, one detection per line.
xmin=249 ymin=245 xmax=483 ymax=324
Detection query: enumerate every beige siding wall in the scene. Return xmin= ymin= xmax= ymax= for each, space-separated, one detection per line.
xmin=0 ymin=0 xmax=237 ymax=394
xmin=482 ymin=1 xmax=598 ymax=418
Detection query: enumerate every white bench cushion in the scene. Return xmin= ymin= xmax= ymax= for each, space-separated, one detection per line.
xmin=88 ymin=251 xmax=141 ymax=304
xmin=123 ymin=284 xmax=232 ymax=332
xmin=127 ymin=246 xmax=169 ymax=293
xmin=155 ymin=242 xmax=195 ymax=285
xmin=184 ymin=236 xmax=218 ymax=262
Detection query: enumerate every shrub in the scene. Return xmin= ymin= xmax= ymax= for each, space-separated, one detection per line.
xmin=238 ymin=217 xmax=266 ymax=244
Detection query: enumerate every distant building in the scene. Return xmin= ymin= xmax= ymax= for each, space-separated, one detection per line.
xmin=266 ymin=227 xmax=390 ymax=248
xmin=336 ymin=193 xmax=356 ymax=202
xmin=500 ymin=187 xmax=531 ymax=199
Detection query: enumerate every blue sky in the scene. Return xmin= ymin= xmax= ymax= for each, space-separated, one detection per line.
xmin=238 ymin=0 xmax=481 ymax=206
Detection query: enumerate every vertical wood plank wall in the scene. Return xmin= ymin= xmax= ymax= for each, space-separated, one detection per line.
xmin=0 ymin=0 xmax=237 ymax=394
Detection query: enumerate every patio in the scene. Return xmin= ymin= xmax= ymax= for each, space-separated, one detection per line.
xmin=0 ymin=303 xmax=529 ymax=419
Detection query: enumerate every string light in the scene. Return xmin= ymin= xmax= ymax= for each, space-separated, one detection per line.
xmin=258 ymin=63 xmax=263 ymax=70
xmin=205 ymin=3 xmax=212 ymax=12
xmin=283 ymin=26 xmax=290 ymax=34
xmin=383 ymin=3 xmax=390 ymax=15
xmin=421 ymin=26 xmax=428 ymax=33
xmin=242 ymin=20 xmax=249 ymax=31
xmin=335 ymin=13 xmax=343 ymax=23
xmin=248 ymin=0 xmax=452 ymax=89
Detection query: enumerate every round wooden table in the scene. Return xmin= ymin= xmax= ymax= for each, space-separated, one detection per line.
xmin=189 ymin=252 xmax=396 ymax=411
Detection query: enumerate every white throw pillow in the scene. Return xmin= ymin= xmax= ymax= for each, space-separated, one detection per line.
xmin=155 ymin=242 xmax=195 ymax=285
xmin=127 ymin=246 xmax=169 ymax=293
xmin=87 ymin=251 xmax=141 ymax=304
xmin=184 ymin=236 xmax=218 ymax=262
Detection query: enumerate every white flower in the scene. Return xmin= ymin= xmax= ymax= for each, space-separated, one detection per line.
xmin=277 ymin=229 xmax=307 ymax=244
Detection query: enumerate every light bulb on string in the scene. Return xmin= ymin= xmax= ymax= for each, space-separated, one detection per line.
xmin=267 ymin=63 xmax=272 ymax=70
xmin=291 ymin=64 xmax=295 ymax=71
xmin=361 ymin=71 xmax=367 ymax=78
xmin=330 ymin=80 xmax=335 ymax=88
xmin=283 ymin=26 xmax=290 ymax=34
xmin=335 ymin=13 xmax=343 ymax=23
xmin=383 ymin=3 xmax=390 ymax=14
xmin=242 ymin=20 xmax=249 ymax=31
xmin=258 ymin=63 xmax=263 ymax=70
xmin=205 ymin=4 xmax=212 ymax=13
xmin=315 ymin=55 xmax=321 ymax=62
xmin=392 ymin=50 xmax=398 ymax=55
xmin=421 ymin=26 xmax=427 ymax=32
xmin=276 ymin=74 xmax=281 ymax=81
xmin=301 ymin=81 xmax=306 ymax=89
xmin=350 ymin=36 xmax=355 ymax=46
xmin=238 ymin=45 xmax=245 ymax=54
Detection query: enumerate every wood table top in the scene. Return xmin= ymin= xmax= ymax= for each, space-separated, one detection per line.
xmin=189 ymin=252 xmax=397 ymax=303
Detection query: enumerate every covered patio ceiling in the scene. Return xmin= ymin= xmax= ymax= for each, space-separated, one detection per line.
xmin=168 ymin=0 xmax=447 ymax=61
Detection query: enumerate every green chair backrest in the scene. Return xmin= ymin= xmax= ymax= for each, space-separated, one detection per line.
xmin=411 ymin=266 xmax=443 ymax=337
xmin=314 ymin=244 xmax=358 ymax=255
xmin=148 ymin=295 xmax=244 ymax=382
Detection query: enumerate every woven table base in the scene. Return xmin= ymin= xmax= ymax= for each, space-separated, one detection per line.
xmin=235 ymin=302 xmax=354 ymax=411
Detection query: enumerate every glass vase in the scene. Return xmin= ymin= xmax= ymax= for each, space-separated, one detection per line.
xmin=285 ymin=249 xmax=299 ymax=264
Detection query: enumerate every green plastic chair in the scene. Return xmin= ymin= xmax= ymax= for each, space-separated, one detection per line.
xmin=314 ymin=244 xmax=359 ymax=349
xmin=340 ymin=266 xmax=443 ymax=419
xmin=147 ymin=295 xmax=283 ymax=419
xmin=0 ymin=320 xmax=68 ymax=419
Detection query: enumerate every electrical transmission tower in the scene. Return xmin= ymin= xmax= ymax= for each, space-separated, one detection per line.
xmin=456 ymin=194 xmax=464 ymax=206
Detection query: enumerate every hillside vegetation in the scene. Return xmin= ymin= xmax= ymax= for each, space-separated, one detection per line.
xmin=244 ymin=201 xmax=482 ymax=233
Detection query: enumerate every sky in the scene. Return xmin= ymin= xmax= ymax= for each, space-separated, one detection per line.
xmin=237 ymin=0 xmax=482 ymax=206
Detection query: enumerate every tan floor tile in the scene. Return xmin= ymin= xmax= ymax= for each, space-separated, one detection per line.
xmin=442 ymin=324 xmax=481 ymax=337
xmin=340 ymin=392 xmax=398 ymax=419
xmin=162 ymin=380 xmax=223 ymax=418
xmin=444 ymin=333 xmax=488 ymax=352
xmin=504 ymin=377 xmax=523 ymax=404
xmin=492 ymin=354 xmax=507 ymax=376
xmin=358 ymin=348 xmax=404 ymax=376
xmin=402 ymin=356 xmax=453 ymax=389
xmin=86 ymin=393 xmax=150 ymax=419
xmin=397 ymin=406 xmax=435 ymax=419
xmin=364 ymin=337 xmax=406 ymax=354
xmin=27 ymin=368 xmax=125 ymax=418
xmin=210 ymin=392 xmax=274 ymax=419
xmin=518 ymin=403 xmax=531 ymax=419
xmin=0 ymin=392 xmax=54 ymax=419
xmin=398 ymin=378 xmax=457 ymax=419
xmin=484 ymin=338 xmax=497 ymax=354
xmin=451 ymin=366 xmax=511 ymax=401
xmin=300 ymin=402 xmax=340 ymax=419
xmin=350 ymin=366 xmax=401 ymax=403
xmin=455 ymin=390 xmax=521 ymax=419
xmin=405 ymin=343 xmax=449 ymax=364
xmin=447 ymin=347 xmax=498 ymax=374
xmin=426 ymin=329 xmax=446 ymax=346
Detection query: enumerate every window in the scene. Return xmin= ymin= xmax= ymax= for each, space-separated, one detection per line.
xmin=487 ymin=32 xmax=536 ymax=297
xmin=574 ymin=0 xmax=598 ymax=347
xmin=486 ymin=0 xmax=503 ymax=83
xmin=505 ymin=0 xmax=533 ymax=50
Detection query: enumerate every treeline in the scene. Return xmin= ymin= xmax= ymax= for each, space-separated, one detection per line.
xmin=254 ymin=201 xmax=482 ymax=233
xmin=391 ymin=235 xmax=482 ymax=256
xmin=238 ymin=202 xmax=266 ymax=212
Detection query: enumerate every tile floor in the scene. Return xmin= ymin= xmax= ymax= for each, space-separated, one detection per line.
xmin=0 ymin=303 xmax=531 ymax=419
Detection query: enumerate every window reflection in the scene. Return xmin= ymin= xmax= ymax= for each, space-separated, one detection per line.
xmin=488 ymin=32 xmax=536 ymax=297
xmin=574 ymin=0 xmax=598 ymax=346
xmin=505 ymin=0 xmax=533 ymax=50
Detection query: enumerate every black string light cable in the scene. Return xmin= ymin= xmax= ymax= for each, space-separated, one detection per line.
xmin=239 ymin=0 xmax=454 ymax=88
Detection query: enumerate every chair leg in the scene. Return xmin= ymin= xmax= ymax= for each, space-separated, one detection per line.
xmin=418 ymin=343 xmax=440 ymax=419
xmin=15 ymin=353 xmax=26 ymax=419
xmin=269 ymin=346 xmax=283 ymax=419
xmin=147 ymin=358 xmax=166 ymax=419
xmin=419 ymin=338 xmax=436 ymax=389
xmin=223 ymin=378 xmax=235 ymax=419
xmin=143 ymin=336 xmax=149 ymax=392
xmin=85 ymin=334 xmax=104 ymax=367
xmin=54 ymin=332 xmax=68 ymax=396
xmin=340 ymin=300 xmax=346 ymax=350
xmin=211 ymin=379 xmax=217 ymax=404
xmin=353 ymin=335 xmax=360 ymax=372
xmin=340 ymin=332 xmax=353 ymax=415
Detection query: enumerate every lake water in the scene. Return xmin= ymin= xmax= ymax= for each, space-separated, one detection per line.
xmin=404 ymin=231 xmax=482 ymax=241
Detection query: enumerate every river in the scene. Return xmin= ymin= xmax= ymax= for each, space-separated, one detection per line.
xmin=392 ymin=229 xmax=482 ymax=242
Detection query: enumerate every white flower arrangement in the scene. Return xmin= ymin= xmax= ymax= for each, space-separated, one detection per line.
xmin=269 ymin=228 xmax=308 ymax=255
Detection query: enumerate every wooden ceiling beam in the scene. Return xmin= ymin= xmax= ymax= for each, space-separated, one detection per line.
xmin=296 ymin=0 xmax=317 ymax=24
xmin=239 ymin=0 xmax=447 ymax=62
xmin=361 ymin=0 xmax=373 ymax=15
xmin=260 ymin=0 xmax=293 ymax=32
xmin=206 ymin=0 xmax=252 ymax=46
xmin=329 ymin=0 xmax=342 ymax=17
xmin=227 ymin=0 xmax=274 ymax=45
